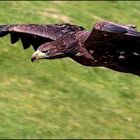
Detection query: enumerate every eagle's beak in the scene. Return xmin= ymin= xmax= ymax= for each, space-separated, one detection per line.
xmin=31 ymin=55 xmax=37 ymax=62
xmin=31 ymin=50 xmax=47 ymax=62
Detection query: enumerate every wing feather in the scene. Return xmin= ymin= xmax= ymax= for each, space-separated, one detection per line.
xmin=84 ymin=21 xmax=140 ymax=76
xmin=20 ymin=35 xmax=31 ymax=49
xmin=85 ymin=21 xmax=140 ymax=49
xmin=0 ymin=23 xmax=85 ymax=50
xmin=10 ymin=33 xmax=19 ymax=44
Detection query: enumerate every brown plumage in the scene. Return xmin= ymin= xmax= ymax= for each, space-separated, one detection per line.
xmin=0 ymin=21 xmax=140 ymax=76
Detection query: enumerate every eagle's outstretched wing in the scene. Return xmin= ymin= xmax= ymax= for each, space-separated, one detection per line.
xmin=84 ymin=21 xmax=140 ymax=75
xmin=0 ymin=23 xmax=85 ymax=50
xmin=85 ymin=21 xmax=140 ymax=49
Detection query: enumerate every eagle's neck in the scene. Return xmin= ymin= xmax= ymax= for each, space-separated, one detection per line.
xmin=71 ymin=46 xmax=98 ymax=66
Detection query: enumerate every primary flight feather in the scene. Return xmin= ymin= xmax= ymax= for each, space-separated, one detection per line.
xmin=0 ymin=21 xmax=140 ymax=76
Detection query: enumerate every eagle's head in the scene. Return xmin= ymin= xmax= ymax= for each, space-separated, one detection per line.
xmin=31 ymin=40 xmax=95 ymax=67
xmin=31 ymin=41 xmax=77 ymax=62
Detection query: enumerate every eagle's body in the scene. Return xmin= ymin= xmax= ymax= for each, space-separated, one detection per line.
xmin=0 ymin=21 xmax=140 ymax=76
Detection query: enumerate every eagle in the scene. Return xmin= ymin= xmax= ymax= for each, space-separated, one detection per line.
xmin=0 ymin=21 xmax=140 ymax=76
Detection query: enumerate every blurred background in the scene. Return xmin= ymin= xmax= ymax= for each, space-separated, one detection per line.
xmin=0 ymin=1 xmax=140 ymax=139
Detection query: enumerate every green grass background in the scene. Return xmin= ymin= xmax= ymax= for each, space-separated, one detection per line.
xmin=0 ymin=1 xmax=140 ymax=139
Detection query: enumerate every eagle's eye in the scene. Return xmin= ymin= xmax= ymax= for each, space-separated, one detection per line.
xmin=42 ymin=50 xmax=47 ymax=53
xmin=41 ymin=49 xmax=50 ymax=53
